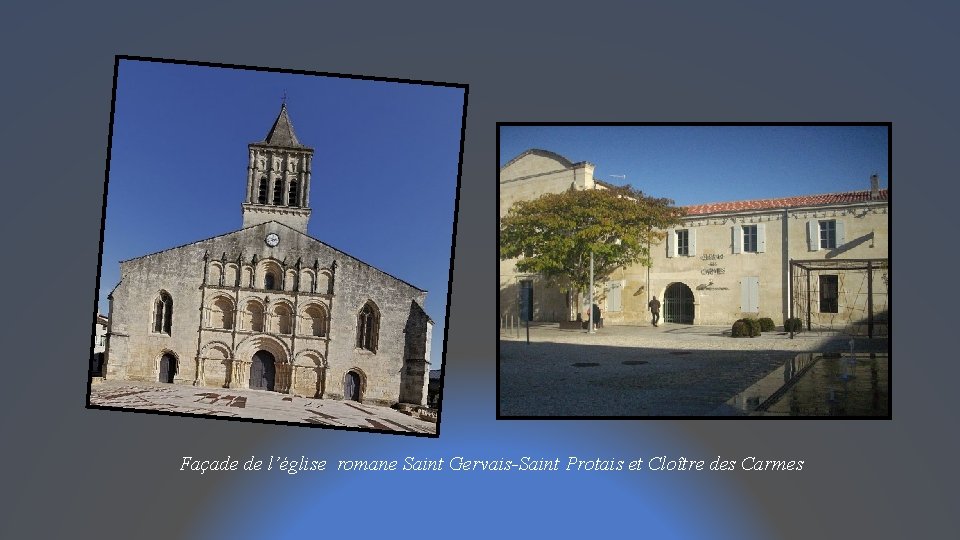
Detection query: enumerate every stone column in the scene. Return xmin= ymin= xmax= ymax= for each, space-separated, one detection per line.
xmin=303 ymin=154 xmax=312 ymax=207
xmin=194 ymin=357 xmax=204 ymax=386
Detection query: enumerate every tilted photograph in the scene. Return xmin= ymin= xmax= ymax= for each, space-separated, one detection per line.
xmin=498 ymin=124 xmax=890 ymax=418
xmin=87 ymin=57 xmax=466 ymax=435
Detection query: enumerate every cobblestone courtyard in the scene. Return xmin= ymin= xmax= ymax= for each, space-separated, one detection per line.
xmin=499 ymin=323 xmax=888 ymax=416
xmin=89 ymin=380 xmax=437 ymax=434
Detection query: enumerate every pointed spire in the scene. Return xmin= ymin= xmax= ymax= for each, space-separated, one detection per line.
xmin=263 ymin=103 xmax=302 ymax=147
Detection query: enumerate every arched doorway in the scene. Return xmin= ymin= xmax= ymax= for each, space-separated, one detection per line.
xmin=159 ymin=353 xmax=177 ymax=383
xmin=344 ymin=370 xmax=362 ymax=402
xmin=664 ymin=282 xmax=695 ymax=324
xmin=249 ymin=350 xmax=276 ymax=391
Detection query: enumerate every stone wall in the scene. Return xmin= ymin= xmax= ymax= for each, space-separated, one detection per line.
xmin=105 ymin=221 xmax=429 ymax=406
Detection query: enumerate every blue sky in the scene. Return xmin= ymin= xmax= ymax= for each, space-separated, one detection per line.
xmin=98 ymin=59 xmax=465 ymax=369
xmin=500 ymin=125 xmax=889 ymax=206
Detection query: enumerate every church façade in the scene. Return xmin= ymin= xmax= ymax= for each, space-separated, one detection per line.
xmin=103 ymin=104 xmax=433 ymax=407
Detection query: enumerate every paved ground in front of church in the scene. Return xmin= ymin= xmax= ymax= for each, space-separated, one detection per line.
xmin=499 ymin=323 xmax=888 ymax=417
xmin=89 ymin=380 xmax=436 ymax=434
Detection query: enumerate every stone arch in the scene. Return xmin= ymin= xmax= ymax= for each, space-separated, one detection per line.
xmin=234 ymin=335 xmax=291 ymax=392
xmin=300 ymin=303 xmax=328 ymax=337
xmin=155 ymin=349 xmax=179 ymax=383
xmin=317 ymin=271 xmax=331 ymax=294
xmin=200 ymin=341 xmax=232 ymax=388
xmin=300 ymin=269 xmax=315 ymax=293
xmin=271 ymin=300 xmax=294 ymax=334
xmin=240 ymin=297 xmax=266 ymax=332
xmin=663 ymin=282 xmax=695 ymax=324
xmin=242 ymin=266 xmax=254 ymax=288
xmin=258 ymin=260 xmax=283 ymax=290
xmin=152 ymin=290 xmax=173 ymax=334
xmin=342 ymin=367 xmax=367 ymax=402
xmin=235 ymin=334 xmax=290 ymax=365
xmin=207 ymin=261 xmax=223 ymax=286
xmin=356 ymin=300 xmax=380 ymax=352
xmin=207 ymin=295 xmax=235 ymax=329
xmin=224 ymin=263 xmax=239 ymax=287
xmin=293 ymin=350 xmax=326 ymax=398
xmin=284 ymin=269 xmax=298 ymax=291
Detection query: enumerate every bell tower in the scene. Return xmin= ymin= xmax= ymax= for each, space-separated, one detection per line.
xmin=241 ymin=103 xmax=313 ymax=233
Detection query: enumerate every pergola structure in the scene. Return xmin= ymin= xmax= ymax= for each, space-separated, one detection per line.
xmin=789 ymin=258 xmax=889 ymax=338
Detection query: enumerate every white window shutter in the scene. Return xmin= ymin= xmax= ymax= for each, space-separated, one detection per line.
xmin=808 ymin=220 xmax=819 ymax=251
xmin=666 ymin=229 xmax=675 ymax=258
xmin=732 ymin=225 xmax=742 ymax=254
xmin=741 ymin=277 xmax=759 ymax=313
xmin=836 ymin=220 xmax=845 ymax=246
xmin=607 ymin=281 xmax=622 ymax=312
xmin=688 ymin=228 xmax=697 ymax=256
xmin=757 ymin=223 xmax=766 ymax=253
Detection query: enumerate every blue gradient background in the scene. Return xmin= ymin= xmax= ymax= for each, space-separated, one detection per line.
xmin=2 ymin=2 xmax=958 ymax=539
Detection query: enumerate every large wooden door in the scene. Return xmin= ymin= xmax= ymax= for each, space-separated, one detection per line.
xmin=249 ymin=350 xmax=276 ymax=391
xmin=344 ymin=371 xmax=361 ymax=401
xmin=159 ymin=354 xmax=176 ymax=383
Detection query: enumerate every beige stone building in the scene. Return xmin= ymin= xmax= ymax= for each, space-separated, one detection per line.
xmin=90 ymin=313 xmax=108 ymax=375
xmin=103 ymin=105 xmax=433 ymax=407
xmin=500 ymin=149 xmax=889 ymax=334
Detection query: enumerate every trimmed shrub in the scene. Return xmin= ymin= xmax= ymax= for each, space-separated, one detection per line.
xmin=743 ymin=318 xmax=761 ymax=337
xmin=758 ymin=317 xmax=776 ymax=332
xmin=731 ymin=320 xmax=750 ymax=337
xmin=784 ymin=317 xmax=803 ymax=333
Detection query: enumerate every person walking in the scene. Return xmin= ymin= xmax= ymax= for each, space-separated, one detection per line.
xmin=648 ymin=295 xmax=661 ymax=327
xmin=592 ymin=303 xmax=602 ymax=329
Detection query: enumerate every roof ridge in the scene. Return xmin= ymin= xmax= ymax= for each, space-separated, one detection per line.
xmin=683 ymin=188 xmax=887 ymax=209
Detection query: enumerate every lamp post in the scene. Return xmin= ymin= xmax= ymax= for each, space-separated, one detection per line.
xmin=588 ymin=251 xmax=595 ymax=334
xmin=588 ymin=237 xmax=620 ymax=334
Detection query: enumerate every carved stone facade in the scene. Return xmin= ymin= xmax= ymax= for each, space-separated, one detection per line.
xmin=500 ymin=149 xmax=889 ymax=329
xmin=104 ymin=105 xmax=432 ymax=407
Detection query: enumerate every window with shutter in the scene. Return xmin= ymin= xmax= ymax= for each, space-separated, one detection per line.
xmin=740 ymin=277 xmax=759 ymax=313
xmin=808 ymin=220 xmax=819 ymax=251
xmin=606 ymin=281 xmax=623 ymax=312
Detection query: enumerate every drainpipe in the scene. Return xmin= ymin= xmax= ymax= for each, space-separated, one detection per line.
xmin=783 ymin=208 xmax=790 ymax=325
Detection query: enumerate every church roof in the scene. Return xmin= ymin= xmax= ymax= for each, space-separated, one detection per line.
xmin=262 ymin=104 xmax=304 ymax=147
xmin=683 ymin=189 xmax=889 ymax=215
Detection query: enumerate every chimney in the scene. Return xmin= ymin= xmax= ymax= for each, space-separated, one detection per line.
xmin=870 ymin=174 xmax=879 ymax=199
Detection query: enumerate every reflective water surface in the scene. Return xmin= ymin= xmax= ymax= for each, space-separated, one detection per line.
xmin=724 ymin=352 xmax=889 ymax=417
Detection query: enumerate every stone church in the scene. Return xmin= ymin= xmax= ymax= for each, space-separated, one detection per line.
xmin=103 ymin=104 xmax=433 ymax=407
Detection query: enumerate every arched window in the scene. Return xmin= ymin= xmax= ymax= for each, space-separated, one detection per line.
xmin=243 ymin=301 xmax=265 ymax=332
xmin=210 ymin=296 xmax=234 ymax=330
xmin=264 ymin=272 xmax=277 ymax=291
xmin=257 ymin=177 xmax=268 ymax=204
xmin=356 ymin=301 xmax=380 ymax=352
xmin=303 ymin=305 xmax=328 ymax=337
xmin=153 ymin=292 xmax=173 ymax=335
xmin=207 ymin=263 xmax=222 ymax=286
xmin=273 ymin=304 xmax=293 ymax=335
xmin=272 ymin=179 xmax=283 ymax=205
xmin=288 ymin=180 xmax=299 ymax=207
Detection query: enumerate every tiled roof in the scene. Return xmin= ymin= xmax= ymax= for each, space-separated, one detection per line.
xmin=683 ymin=189 xmax=888 ymax=216
xmin=261 ymin=104 xmax=303 ymax=147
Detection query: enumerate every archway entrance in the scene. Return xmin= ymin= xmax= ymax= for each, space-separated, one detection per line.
xmin=664 ymin=282 xmax=695 ymax=324
xmin=159 ymin=353 xmax=177 ymax=383
xmin=344 ymin=370 xmax=362 ymax=401
xmin=249 ymin=350 xmax=276 ymax=391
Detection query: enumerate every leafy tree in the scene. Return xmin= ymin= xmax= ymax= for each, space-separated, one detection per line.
xmin=500 ymin=185 xmax=685 ymax=313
